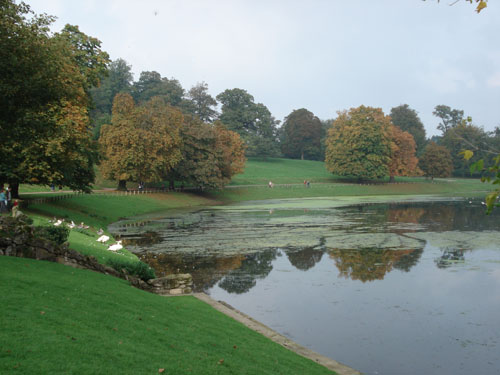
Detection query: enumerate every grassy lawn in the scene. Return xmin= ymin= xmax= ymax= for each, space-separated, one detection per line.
xmin=0 ymin=256 xmax=334 ymax=375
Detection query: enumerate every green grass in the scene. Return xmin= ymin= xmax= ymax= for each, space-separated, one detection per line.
xmin=0 ymin=256 xmax=334 ymax=375
xmin=25 ymin=192 xmax=216 ymax=230
xmin=211 ymin=177 xmax=492 ymax=203
xmin=230 ymin=158 xmax=336 ymax=185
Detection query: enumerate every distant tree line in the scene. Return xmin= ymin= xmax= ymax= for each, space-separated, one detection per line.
xmin=2 ymin=0 xmax=499 ymax=195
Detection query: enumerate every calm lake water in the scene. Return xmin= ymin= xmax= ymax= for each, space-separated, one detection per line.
xmin=111 ymin=197 xmax=500 ymax=375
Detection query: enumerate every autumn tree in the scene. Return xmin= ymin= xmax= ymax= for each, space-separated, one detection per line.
xmin=99 ymin=94 xmax=183 ymax=190
xmin=418 ymin=142 xmax=454 ymax=179
xmin=216 ymin=88 xmax=279 ymax=158
xmin=0 ymin=1 xmax=106 ymax=196
xmin=390 ymin=104 xmax=427 ymax=156
xmin=281 ymin=109 xmax=323 ymax=160
xmin=166 ymin=118 xmax=245 ymax=189
xmin=389 ymin=126 xmax=420 ymax=182
xmin=325 ymin=106 xmax=392 ymax=180
xmin=433 ymin=105 xmax=464 ymax=135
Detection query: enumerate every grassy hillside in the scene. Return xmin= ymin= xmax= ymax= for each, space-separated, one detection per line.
xmin=0 ymin=257 xmax=334 ymax=375
xmin=230 ymin=158 xmax=335 ymax=185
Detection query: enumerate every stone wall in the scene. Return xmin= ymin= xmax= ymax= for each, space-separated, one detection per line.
xmin=0 ymin=215 xmax=192 ymax=295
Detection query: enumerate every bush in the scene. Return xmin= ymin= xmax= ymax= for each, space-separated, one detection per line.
xmin=34 ymin=225 xmax=70 ymax=245
xmin=105 ymin=258 xmax=156 ymax=281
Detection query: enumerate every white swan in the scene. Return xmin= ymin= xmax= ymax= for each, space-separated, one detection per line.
xmin=107 ymin=241 xmax=123 ymax=252
xmin=53 ymin=219 xmax=63 ymax=226
xmin=96 ymin=235 xmax=110 ymax=243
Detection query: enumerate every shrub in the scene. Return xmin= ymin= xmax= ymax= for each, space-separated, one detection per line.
xmin=105 ymin=258 xmax=156 ymax=281
xmin=34 ymin=225 xmax=70 ymax=245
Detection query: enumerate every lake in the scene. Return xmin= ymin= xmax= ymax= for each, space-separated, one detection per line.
xmin=111 ymin=196 xmax=500 ymax=375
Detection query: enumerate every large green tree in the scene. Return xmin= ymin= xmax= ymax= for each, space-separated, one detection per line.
xmin=281 ymin=108 xmax=322 ymax=160
xmin=216 ymin=88 xmax=279 ymax=157
xmin=0 ymin=1 xmax=105 ymax=195
xmin=418 ymin=142 xmax=454 ymax=179
xmin=390 ymin=104 xmax=427 ymax=156
xmin=433 ymin=105 xmax=464 ymax=135
xmin=441 ymin=119 xmax=491 ymax=177
xmin=99 ymin=94 xmax=183 ymax=190
xmin=90 ymin=58 xmax=133 ymax=139
xmin=132 ymin=71 xmax=184 ymax=106
xmin=185 ymin=82 xmax=218 ymax=123
xmin=325 ymin=106 xmax=392 ymax=180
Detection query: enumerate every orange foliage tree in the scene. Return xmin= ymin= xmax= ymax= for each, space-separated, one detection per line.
xmin=389 ymin=125 xmax=420 ymax=182
xmin=99 ymin=93 xmax=183 ymax=190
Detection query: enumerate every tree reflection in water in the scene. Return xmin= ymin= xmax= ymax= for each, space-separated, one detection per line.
xmin=329 ymin=248 xmax=424 ymax=282
xmin=286 ymin=246 xmax=324 ymax=271
xmin=218 ymin=249 xmax=278 ymax=294
xmin=435 ymin=248 xmax=466 ymax=268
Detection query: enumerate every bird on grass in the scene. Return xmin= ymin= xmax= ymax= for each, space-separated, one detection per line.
xmin=97 ymin=235 xmax=110 ymax=243
xmin=78 ymin=222 xmax=89 ymax=229
xmin=53 ymin=219 xmax=64 ymax=226
xmin=97 ymin=228 xmax=104 ymax=235
xmin=107 ymin=241 xmax=123 ymax=252
xmin=67 ymin=221 xmax=76 ymax=229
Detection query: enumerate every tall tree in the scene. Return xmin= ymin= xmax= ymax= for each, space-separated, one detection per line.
xmin=91 ymin=58 xmax=133 ymax=117
xmin=186 ymin=82 xmax=218 ymax=122
xmin=441 ymin=119 xmax=491 ymax=177
xmin=99 ymin=94 xmax=183 ymax=190
xmin=54 ymin=24 xmax=110 ymax=96
xmin=325 ymin=106 xmax=392 ymax=180
xmin=0 ymin=1 xmax=103 ymax=195
xmin=216 ymin=88 xmax=279 ymax=157
xmin=90 ymin=58 xmax=133 ymax=139
xmin=433 ymin=105 xmax=464 ymax=135
xmin=167 ymin=118 xmax=246 ymax=189
xmin=419 ymin=142 xmax=453 ymax=179
xmin=281 ymin=108 xmax=323 ymax=160
xmin=132 ymin=71 xmax=184 ymax=106
xmin=389 ymin=126 xmax=420 ymax=182
xmin=390 ymin=104 xmax=427 ymax=156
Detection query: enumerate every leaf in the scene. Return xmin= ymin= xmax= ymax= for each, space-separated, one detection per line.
xmin=460 ymin=150 xmax=474 ymax=161
xmin=476 ymin=1 xmax=487 ymax=13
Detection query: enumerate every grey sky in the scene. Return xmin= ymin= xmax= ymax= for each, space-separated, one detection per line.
xmin=27 ymin=0 xmax=500 ymax=137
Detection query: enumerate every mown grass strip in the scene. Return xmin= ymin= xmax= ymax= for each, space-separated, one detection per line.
xmin=0 ymin=256 xmax=335 ymax=375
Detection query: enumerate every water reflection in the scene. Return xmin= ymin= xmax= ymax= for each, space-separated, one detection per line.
xmin=286 ymin=246 xmax=324 ymax=271
xmin=329 ymin=248 xmax=424 ymax=282
xmin=114 ymin=198 xmax=500 ymax=375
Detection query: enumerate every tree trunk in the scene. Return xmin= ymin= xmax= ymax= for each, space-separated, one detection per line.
xmin=389 ymin=175 xmax=395 ymax=183
xmin=117 ymin=180 xmax=127 ymax=191
xmin=301 ymin=151 xmax=304 ymax=160
xmin=169 ymin=178 xmax=175 ymax=190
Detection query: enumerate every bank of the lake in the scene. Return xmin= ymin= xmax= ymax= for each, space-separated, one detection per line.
xmin=0 ymin=256 xmax=336 ymax=375
xmin=6 ymin=159 xmax=494 ymax=375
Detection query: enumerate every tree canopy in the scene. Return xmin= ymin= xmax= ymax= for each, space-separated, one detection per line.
xmin=281 ymin=109 xmax=323 ymax=160
xmin=433 ymin=105 xmax=464 ymax=135
xmin=0 ymin=1 xmax=105 ymax=193
xmin=99 ymin=94 xmax=183 ymax=189
xmin=325 ymin=106 xmax=392 ymax=180
xmin=390 ymin=104 xmax=427 ymax=156
xmin=419 ymin=142 xmax=454 ymax=179
xmin=216 ymin=88 xmax=279 ymax=158
xmin=389 ymin=126 xmax=420 ymax=181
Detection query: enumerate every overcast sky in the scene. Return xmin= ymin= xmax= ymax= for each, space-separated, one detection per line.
xmin=26 ymin=0 xmax=500 ymax=137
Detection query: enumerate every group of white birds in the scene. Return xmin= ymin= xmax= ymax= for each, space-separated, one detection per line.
xmin=51 ymin=217 xmax=123 ymax=252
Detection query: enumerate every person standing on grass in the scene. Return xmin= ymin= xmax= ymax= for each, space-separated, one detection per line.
xmin=6 ymin=186 xmax=12 ymax=209
xmin=0 ymin=188 xmax=6 ymax=213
